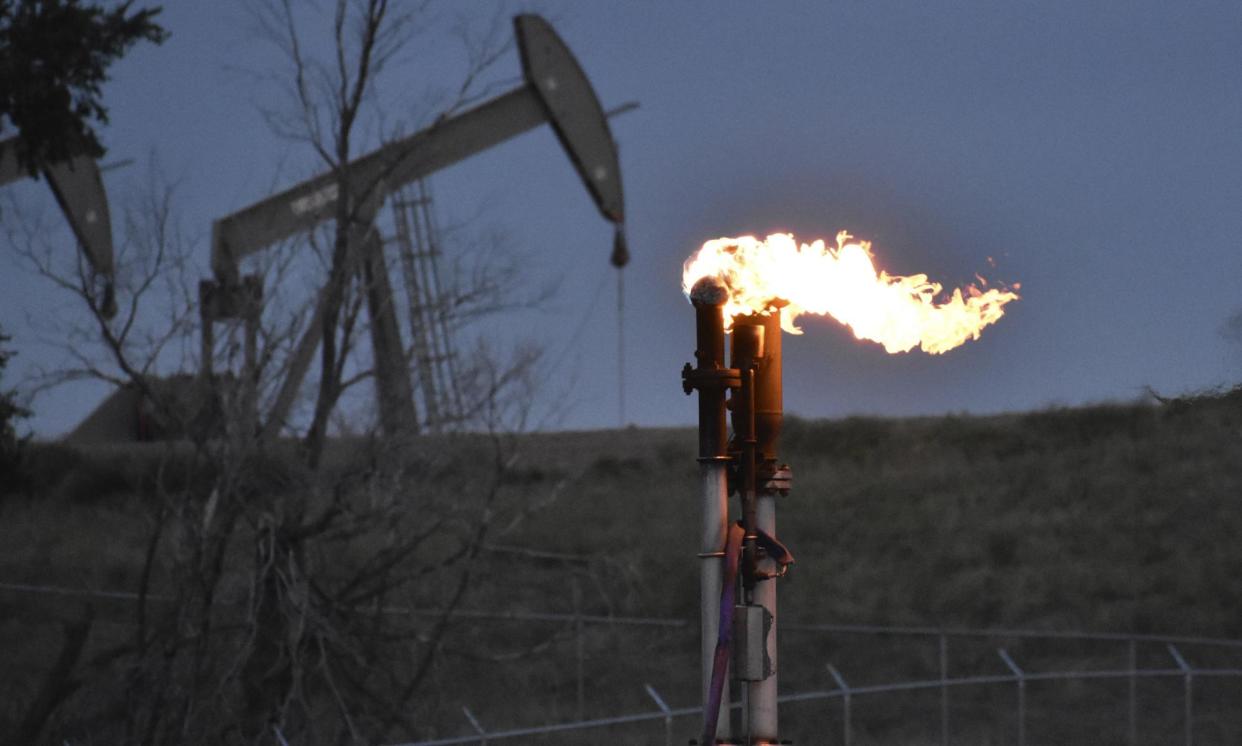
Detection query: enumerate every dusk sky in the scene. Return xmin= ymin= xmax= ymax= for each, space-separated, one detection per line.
xmin=3 ymin=1 xmax=1242 ymax=436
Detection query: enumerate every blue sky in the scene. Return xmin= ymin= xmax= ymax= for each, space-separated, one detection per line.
xmin=3 ymin=1 xmax=1242 ymax=436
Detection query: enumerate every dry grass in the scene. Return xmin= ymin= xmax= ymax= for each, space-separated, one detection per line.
xmin=2 ymin=388 xmax=1241 ymax=743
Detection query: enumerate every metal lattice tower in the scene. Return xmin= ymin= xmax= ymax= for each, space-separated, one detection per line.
xmin=387 ymin=179 xmax=465 ymax=433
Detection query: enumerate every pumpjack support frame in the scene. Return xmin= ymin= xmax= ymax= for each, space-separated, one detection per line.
xmin=199 ymin=14 xmax=628 ymax=438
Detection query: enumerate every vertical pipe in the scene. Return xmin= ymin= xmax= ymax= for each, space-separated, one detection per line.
xmin=754 ymin=310 xmax=782 ymax=466
xmin=737 ymin=363 xmax=759 ymax=586
xmin=732 ymin=328 xmax=761 ymax=746
xmin=699 ymin=461 xmax=729 ymax=739
xmin=735 ymin=311 xmax=782 ymax=742
xmin=755 ymin=310 xmax=782 ymax=743
xmin=729 ymin=324 xmax=762 ymax=597
xmin=689 ymin=278 xmax=731 ymax=741
xmin=750 ymin=489 xmax=778 ymax=738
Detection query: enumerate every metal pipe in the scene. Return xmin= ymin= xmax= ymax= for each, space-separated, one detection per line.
xmin=756 ymin=310 xmax=783 ymax=742
xmin=730 ymin=323 xmax=763 ymax=594
xmin=686 ymin=277 xmax=733 ymax=740
xmin=690 ymin=279 xmax=729 ymax=458
xmin=754 ymin=310 xmax=783 ymax=466
xmin=750 ymin=490 xmax=778 ymax=739
xmin=734 ymin=311 xmax=784 ymax=743
xmin=698 ymin=462 xmax=729 ymax=740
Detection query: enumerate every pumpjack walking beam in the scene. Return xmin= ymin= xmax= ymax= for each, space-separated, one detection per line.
xmin=200 ymin=14 xmax=627 ymax=438
xmin=0 ymin=136 xmax=117 ymax=319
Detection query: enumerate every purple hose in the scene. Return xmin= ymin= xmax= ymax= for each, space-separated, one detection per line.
xmin=701 ymin=521 xmax=745 ymax=744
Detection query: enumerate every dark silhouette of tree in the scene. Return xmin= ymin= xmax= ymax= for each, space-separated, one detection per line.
xmin=0 ymin=0 xmax=167 ymax=175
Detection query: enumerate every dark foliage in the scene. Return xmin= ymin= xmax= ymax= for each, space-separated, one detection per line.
xmin=0 ymin=0 xmax=167 ymax=174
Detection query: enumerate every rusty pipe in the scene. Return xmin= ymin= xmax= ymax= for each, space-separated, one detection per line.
xmin=689 ymin=278 xmax=730 ymax=459
xmin=755 ymin=310 xmax=783 ymax=467
xmin=730 ymin=321 xmax=764 ymax=595
xmin=733 ymin=309 xmax=785 ymax=743
xmin=733 ymin=311 xmax=784 ymax=471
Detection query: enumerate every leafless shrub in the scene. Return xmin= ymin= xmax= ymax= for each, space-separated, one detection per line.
xmin=2 ymin=4 xmax=587 ymax=743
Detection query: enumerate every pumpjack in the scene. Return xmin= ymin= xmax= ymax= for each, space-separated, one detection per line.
xmin=200 ymin=14 xmax=628 ymax=439
xmin=0 ymin=136 xmax=116 ymax=318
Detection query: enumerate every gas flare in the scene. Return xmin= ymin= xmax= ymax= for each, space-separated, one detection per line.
xmin=682 ymin=232 xmax=1019 ymax=354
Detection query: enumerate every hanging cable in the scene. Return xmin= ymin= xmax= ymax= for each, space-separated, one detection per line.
xmin=611 ymin=224 xmax=629 ymax=428
xmin=617 ymin=266 xmax=625 ymax=428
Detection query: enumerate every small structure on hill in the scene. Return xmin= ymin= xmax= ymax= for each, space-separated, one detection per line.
xmin=65 ymin=374 xmax=223 ymax=445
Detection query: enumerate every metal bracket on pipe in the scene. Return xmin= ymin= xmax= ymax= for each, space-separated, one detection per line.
xmin=750 ymin=526 xmax=795 ymax=581
xmin=760 ymin=464 xmax=793 ymax=496
xmin=733 ymin=604 xmax=774 ymax=681
xmin=681 ymin=363 xmax=742 ymax=395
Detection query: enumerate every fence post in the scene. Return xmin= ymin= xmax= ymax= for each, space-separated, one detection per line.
xmin=1168 ymin=644 xmax=1193 ymax=746
xmin=644 ymin=683 xmax=673 ymax=746
xmin=1128 ymin=637 xmax=1137 ymax=746
xmin=462 ymin=705 xmax=487 ymax=746
xmin=827 ymin=663 xmax=852 ymax=746
xmin=998 ymin=648 xmax=1025 ymax=746
xmin=939 ymin=633 xmax=949 ymax=746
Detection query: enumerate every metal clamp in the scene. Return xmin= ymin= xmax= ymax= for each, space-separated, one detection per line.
xmin=760 ymin=464 xmax=793 ymax=496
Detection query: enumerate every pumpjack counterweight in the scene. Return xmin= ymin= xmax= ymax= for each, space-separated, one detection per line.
xmin=0 ymin=136 xmax=116 ymax=319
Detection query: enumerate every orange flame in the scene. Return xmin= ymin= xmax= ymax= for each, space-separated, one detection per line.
xmin=682 ymin=232 xmax=1020 ymax=354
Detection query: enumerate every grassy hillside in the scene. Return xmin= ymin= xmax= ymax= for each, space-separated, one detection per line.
xmin=2 ymin=387 xmax=1241 ymax=743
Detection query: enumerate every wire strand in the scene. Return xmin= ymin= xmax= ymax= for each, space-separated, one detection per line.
xmin=616 ymin=268 xmax=625 ymax=427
